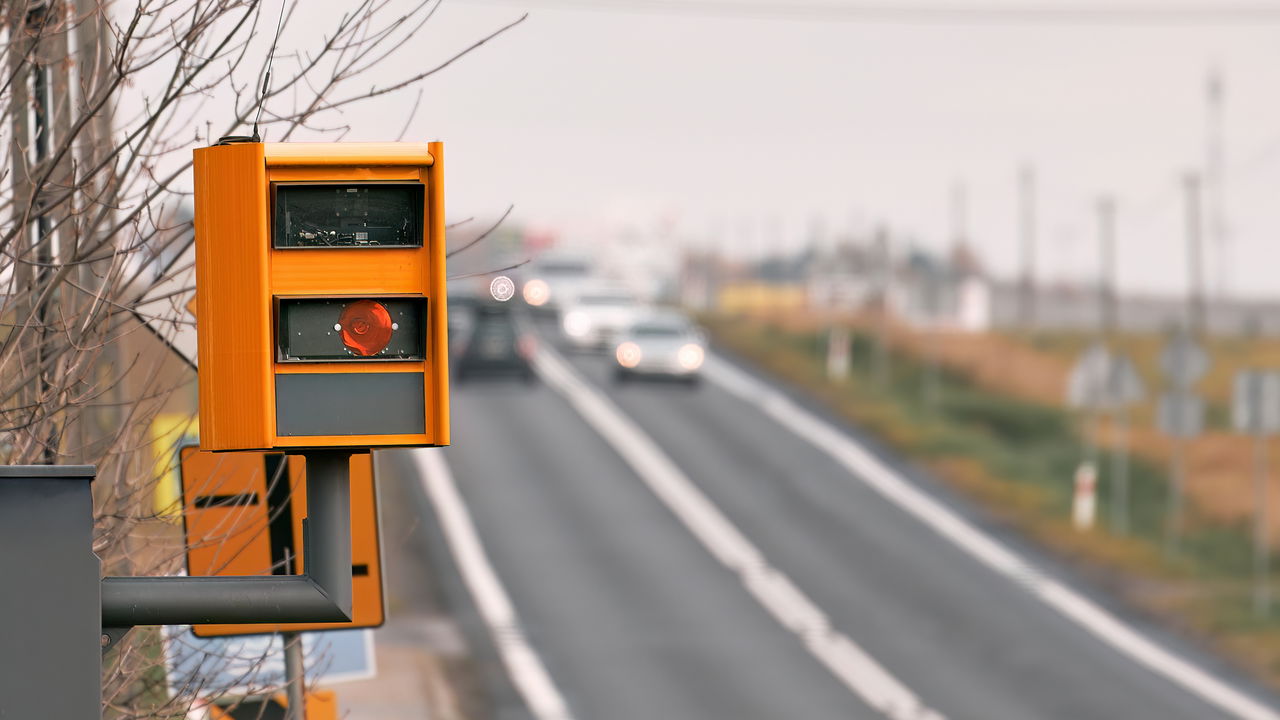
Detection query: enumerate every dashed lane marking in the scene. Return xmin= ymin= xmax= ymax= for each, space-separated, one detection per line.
xmin=413 ymin=449 xmax=576 ymax=720
xmin=535 ymin=346 xmax=946 ymax=720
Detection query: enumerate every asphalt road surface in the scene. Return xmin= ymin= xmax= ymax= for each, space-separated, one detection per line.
xmin=383 ymin=325 xmax=1280 ymax=720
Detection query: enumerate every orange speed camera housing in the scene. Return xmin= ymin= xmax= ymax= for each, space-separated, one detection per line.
xmin=193 ymin=142 xmax=448 ymax=451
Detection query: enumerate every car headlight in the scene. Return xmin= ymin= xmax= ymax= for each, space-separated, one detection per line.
xmin=563 ymin=311 xmax=591 ymax=338
xmin=677 ymin=343 xmax=704 ymax=370
xmin=617 ymin=341 xmax=642 ymax=368
xmin=523 ymin=279 xmax=549 ymax=307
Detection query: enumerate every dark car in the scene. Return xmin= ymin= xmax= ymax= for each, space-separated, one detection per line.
xmin=453 ymin=302 xmax=536 ymax=382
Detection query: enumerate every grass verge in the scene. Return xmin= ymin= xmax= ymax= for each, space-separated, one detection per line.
xmin=703 ymin=313 xmax=1280 ymax=688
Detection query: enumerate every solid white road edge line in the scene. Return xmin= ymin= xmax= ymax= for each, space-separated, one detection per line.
xmin=412 ymin=449 xmax=576 ymax=720
xmin=534 ymin=345 xmax=946 ymax=720
xmin=703 ymin=353 xmax=1280 ymax=720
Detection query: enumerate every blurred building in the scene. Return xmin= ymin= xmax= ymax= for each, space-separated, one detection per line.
xmin=987 ymin=282 xmax=1280 ymax=336
xmin=685 ymin=236 xmax=1280 ymax=336
xmin=803 ymin=239 xmax=992 ymax=330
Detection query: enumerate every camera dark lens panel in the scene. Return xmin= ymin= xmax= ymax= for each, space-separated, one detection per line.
xmin=273 ymin=184 xmax=424 ymax=248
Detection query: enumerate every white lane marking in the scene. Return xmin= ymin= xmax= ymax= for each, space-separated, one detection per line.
xmin=534 ymin=346 xmax=945 ymax=720
xmin=413 ymin=449 xmax=576 ymax=720
xmin=704 ymin=354 xmax=1280 ymax=720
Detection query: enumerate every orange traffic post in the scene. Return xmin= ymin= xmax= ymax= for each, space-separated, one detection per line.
xmin=180 ymin=447 xmax=385 ymax=636
xmin=208 ymin=689 xmax=337 ymax=720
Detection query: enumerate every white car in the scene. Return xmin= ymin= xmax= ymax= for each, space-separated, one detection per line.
xmin=521 ymin=253 xmax=594 ymax=312
xmin=613 ymin=312 xmax=706 ymax=384
xmin=561 ymin=288 xmax=644 ymax=351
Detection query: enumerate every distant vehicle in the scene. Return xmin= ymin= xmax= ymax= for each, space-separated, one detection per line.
xmin=521 ymin=252 xmax=594 ymax=313
xmin=560 ymin=286 xmax=645 ymax=351
xmin=446 ymin=286 xmax=483 ymax=345
xmin=613 ymin=311 xmax=706 ymax=385
xmin=454 ymin=302 xmax=536 ymax=382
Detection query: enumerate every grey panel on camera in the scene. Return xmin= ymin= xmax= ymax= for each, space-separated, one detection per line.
xmin=276 ymin=372 xmax=425 ymax=436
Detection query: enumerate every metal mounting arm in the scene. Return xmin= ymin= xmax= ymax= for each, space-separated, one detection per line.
xmin=100 ymin=451 xmax=353 ymax=648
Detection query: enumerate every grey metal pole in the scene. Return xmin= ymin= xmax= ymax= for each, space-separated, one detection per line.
xmin=303 ymin=450 xmax=353 ymax=618
xmin=874 ymin=226 xmax=891 ymax=389
xmin=1019 ymin=165 xmax=1036 ymax=331
xmin=102 ymin=451 xmax=354 ymax=628
xmin=1166 ymin=434 xmax=1186 ymax=558
xmin=1256 ymin=430 xmax=1271 ymax=617
xmin=1098 ymin=197 xmax=1117 ymax=342
xmin=1206 ymin=67 xmax=1227 ymax=303
xmin=1097 ymin=197 xmax=1117 ymax=532
xmin=1111 ymin=404 xmax=1130 ymax=536
xmin=924 ymin=324 xmax=940 ymax=414
xmin=1185 ymin=174 xmax=1206 ymax=336
xmin=29 ymin=5 xmax=56 ymax=464
xmin=283 ymin=631 xmax=306 ymax=720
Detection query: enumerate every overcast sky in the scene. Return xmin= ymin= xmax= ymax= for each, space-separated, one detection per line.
xmin=261 ymin=1 xmax=1280 ymax=297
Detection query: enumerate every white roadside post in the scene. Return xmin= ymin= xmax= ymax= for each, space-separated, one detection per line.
xmin=1073 ymin=462 xmax=1098 ymax=531
xmin=827 ymin=326 xmax=851 ymax=382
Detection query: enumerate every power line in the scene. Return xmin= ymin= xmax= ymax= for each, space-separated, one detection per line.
xmin=468 ymin=0 xmax=1280 ymax=25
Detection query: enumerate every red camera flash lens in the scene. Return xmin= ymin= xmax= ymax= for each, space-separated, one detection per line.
xmin=339 ymin=300 xmax=393 ymax=356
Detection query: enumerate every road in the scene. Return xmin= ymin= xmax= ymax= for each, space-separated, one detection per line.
xmin=379 ymin=323 xmax=1280 ymax=720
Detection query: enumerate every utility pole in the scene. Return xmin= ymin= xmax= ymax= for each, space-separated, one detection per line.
xmin=1098 ymin=197 xmax=1117 ymax=344
xmin=1206 ymin=66 xmax=1227 ymax=311
xmin=1096 ymin=194 xmax=1117 ymax=469
xmin=873 ymin=225 xmax=892 ymax=389
xmin=924 ymin=180 xmax=966 ymax=403
xmin=1251 ymin=380 xmax=1272 ymax=618
xmin=1097 ymin=196 xmax=1131 ymax=534
xmin=7 ymin=4 xmax=38 ymax=459
xmin=1185 ymin=174 xmax=1206 ymax=337
xmin=950 ymin=179 xmax=967 ymax=294
xmin=1019 ymin=165 xmax=1036 ymax=331
xmin=73 ymin=0 xmax=122 ymax=462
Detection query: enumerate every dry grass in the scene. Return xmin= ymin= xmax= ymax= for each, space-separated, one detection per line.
xmin=778 ymin=309 xmax=1280 ymax=545
xmin=706 ymin=311 xmax=1280 ymax=691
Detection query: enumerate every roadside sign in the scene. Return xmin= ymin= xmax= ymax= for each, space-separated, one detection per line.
xmin=1158 ymin=392 xmax=1204 ymax=438
xmin=1160 ymin=333 xmax=1209 ymax=387
xmin=180 ymin=448 xmax=384 ymax=636
xmin=1232 ymin=370 xmax=1280 ymax=434
xmin=167 ymin=628 xmax=374 ymax=698
xmin=1067 ymin=343 xmax=1145 ymax=410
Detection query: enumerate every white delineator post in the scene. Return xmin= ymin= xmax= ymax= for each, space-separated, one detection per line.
xmin=827 ymin=326 xmax=850 ymax=382
xmin=1074 ymin=462 xmax=1097 ymax=531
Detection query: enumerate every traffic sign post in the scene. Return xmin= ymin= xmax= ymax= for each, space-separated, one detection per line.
xmin=179 ymin=448 xmax=385 ymax=636
xmin=1067 ymin=343 xmax=1145 ymax=535
xmin=165 ymin=627 xmax=376 ymax=695
xmin=180 ymin=447 xmax=385 ymax=720
xmin=1232 ymin=369 xmax=1280 ymax=618
xmin=102 ymin=450 xmax=355 ymax=633
xmin=1157 ymin=330 xmax=1210 ymax=558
